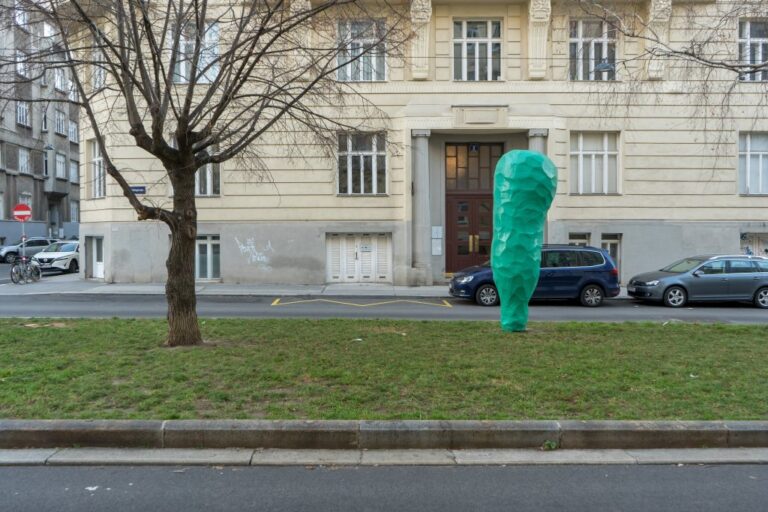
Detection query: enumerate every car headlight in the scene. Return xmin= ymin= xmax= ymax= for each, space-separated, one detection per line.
xmin=645 ymin=280 xmax=660 ymax=286
xmin=54 ymin=256 xmax=69 ymax=261
xmin=455 ymin=275 xmax=474 ymax=284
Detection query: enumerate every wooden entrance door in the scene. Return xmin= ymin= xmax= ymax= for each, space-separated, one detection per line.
xmin=445 ymin=143 xmax=503 ymax=272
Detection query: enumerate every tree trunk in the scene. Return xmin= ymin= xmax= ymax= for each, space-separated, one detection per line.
xmin=165 ymin=171 xmax=202 ymax=346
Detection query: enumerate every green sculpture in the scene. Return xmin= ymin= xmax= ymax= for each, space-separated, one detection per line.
xmin=491 ymin=150 xmax=558 ymax=332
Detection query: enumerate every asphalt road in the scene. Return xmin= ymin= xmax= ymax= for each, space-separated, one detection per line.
xmin=1 ymin=464 xmax=766 ymax=511
xmin=0 ymin=292 xmax=766 ymax=323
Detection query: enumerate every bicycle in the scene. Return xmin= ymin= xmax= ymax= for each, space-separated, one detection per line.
xmin=10 ymin=256 xmax=41 ymax=284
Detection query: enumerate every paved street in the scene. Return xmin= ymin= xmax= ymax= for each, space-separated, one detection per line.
xmin=0 ymin=290 xmax=766 ymax=323
xmin=1 ymin=464 xmax=766 ymax=512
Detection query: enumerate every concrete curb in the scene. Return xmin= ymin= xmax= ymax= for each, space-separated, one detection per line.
xmin=1 ymin=420 xmax=766 ymax=450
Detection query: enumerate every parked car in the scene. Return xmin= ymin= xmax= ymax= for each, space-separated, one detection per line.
xmin=31 ymin=241 xmax=80 ymax=273
xmin=628 ymin=255 xmax=768 ymax=308
xmin=0 ymin=237 xmax=58 ymax=264
xmin=449 ymin=245 xmax=621 ymax=307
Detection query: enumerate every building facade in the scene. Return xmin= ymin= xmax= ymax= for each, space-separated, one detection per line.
xmin=0 ymin=2 xmax=80 ymax=247
xmin=79 ymin=0 xmax=768 ymax=285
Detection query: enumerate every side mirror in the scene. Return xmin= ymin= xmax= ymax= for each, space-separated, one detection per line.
xmin=692 ymin=270 xmax=702 ymax=277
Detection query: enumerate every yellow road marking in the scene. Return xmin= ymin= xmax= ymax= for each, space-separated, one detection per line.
xmin=271 ymin=298 xmax=452 ymax=308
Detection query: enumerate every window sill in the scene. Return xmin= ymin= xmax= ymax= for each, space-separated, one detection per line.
xmin=739 ymin=193 xmax=768 ymax=197
xmin=195 ymin=194 xmax=221 ymax=198
xmin=338 ymin=79 xmax=388 ymax=83
xmin=569 ymin=193 xmax=622 ymax=196
xmin=337 ymin=193 xmax=389 ymax=197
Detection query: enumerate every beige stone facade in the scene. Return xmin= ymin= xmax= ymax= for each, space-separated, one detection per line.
xmin=79 ymin=0 xmax=768 ymax=285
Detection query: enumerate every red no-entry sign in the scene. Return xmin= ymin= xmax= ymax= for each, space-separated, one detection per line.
xmin=13 ymin=203 xmax=32 ymax=222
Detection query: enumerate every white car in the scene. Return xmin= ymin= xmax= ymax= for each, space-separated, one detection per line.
xmin=32 ymin=241 xmax=80 ymax=273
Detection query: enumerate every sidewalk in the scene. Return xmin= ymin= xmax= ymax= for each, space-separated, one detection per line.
xmin=0 ymin=273 xmax=631 ymax=298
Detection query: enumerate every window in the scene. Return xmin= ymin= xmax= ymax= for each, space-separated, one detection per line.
xmin=56 ymin=153 xmax=66 ymax=178
xmin=16 ymin=101 xmax=31 ymax=127
xmin=570 ymin=132 xmax=619 ymax=194
xmin=70 ymin=200 xmax=79 ymax=223
xmin=453 ymin=20 xmax=502 ymax=81
xmin=70 ymin=160 xmax=79 ymax=182
xmin=68 ymin=80 xmax=78 ymax=101
xmin=14 ymin=0 xmax=28 ymax=27
xmin=739 ymin=133 xmax=768 ymax=195
xmin=727 ymin=259 xmax=757 ymax=273
xmin=569 ymin=20 xmax=616 ymax=81
xmin=579 ymin=251 xmax=605 ymax=266
xmin=337 ymin=21 xmax=386 ymax=82
xmin=55 ymin=110 xmax=67 ymax=135
xmin=54 ymin=68 xmax=65 ymax=91
xmin=91 ymin=141 xmax=106 ymax=198
xmin=196 ymin=162 xmax=220 ymax=196
xmin=601 ymin=233 xmax=622 ymax=276
xmin=41 ymin=67 xmax=47 ymax=86
xmin=739 ymin=20 xmax=768 ymax=81
xmin=43 ymin=152 xmax=49 ymax=176
xmin=196 ymin=235 xmax=220 ymax=280
xmin=41 ymin=108 xmax=48 ymax=131
xmin=756 ymin=260 xmax=768 ymax=272
xmin=337 ymin=132 xmax=387 ymax=195
xmin=16 ymin=50 xmax=29 ymax=77
xmin=18 ymin=193 xmax=32 ymax=210
xmin=698 ymin=261 xmax=725 ymax=275
xmin=92 ymin=48 xmax=106 ymax=89
xmin=69 ymin=121 xmax=79 ymax=143
xmin=42 ymin=22 xmax=55 ymax=38
xmin=0 ymin=142 xmax=5 ymax=169
xmin=173 ymin=22 xmax=219 ymax=83
xmin=19 ymin=148 xmax=31 ymax=173
xmin=568 ymin=232 xmax=591 ymax=246
xmin=542 ymin=250 xmax=580 ymax=268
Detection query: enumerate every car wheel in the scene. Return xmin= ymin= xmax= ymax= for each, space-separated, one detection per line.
xmin=4 ymin=253 xmax=17 ymax=264
xmin=579 ymin=284 xmax=604 ymax=307
xmin=754 ymin=287 xmax=768 ymax=309
xmin=663 ymin=286 xmax=687 ymax=308
xmin=68 ymin=260 xmax=79 ymax=273
xmin=475 ymin=284 xmax=499 ymax=307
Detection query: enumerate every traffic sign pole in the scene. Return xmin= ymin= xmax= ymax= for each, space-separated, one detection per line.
xmin=12 ymin=203 xmax=33 ymax=264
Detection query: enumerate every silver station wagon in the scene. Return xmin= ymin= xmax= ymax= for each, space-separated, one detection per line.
xmin=628 ymin=255 xmax=768 ymax=308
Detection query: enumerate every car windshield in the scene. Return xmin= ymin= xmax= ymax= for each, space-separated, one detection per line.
xmin=660 ymin=258 xmax=705 ymax=273
xmin=43 ymin=242 xmax=76 ymax=253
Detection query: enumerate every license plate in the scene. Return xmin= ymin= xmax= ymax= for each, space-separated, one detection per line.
xmin=627 ymin=286 xmax=636 ymax=293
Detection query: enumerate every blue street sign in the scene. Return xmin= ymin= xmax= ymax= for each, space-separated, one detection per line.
xmin=130 ymin=186 xmax=146 ymax=195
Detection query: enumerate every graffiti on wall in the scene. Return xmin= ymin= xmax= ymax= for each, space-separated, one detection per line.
xmin=234 ymin=237 xmax=275 ymax=269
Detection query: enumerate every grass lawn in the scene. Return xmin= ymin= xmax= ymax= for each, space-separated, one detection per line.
xmin=0 ymin=318 xmax=766 ymax=420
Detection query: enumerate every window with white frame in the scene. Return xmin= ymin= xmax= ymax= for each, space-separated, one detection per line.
xmin=68 ymin=80 xmax=78 ymax=101
xmin=338 ymin=132 xmax=387 ymax=195
xmin=569 ymin=19 xmax=616 ymax=81
xmin=56 ymin=153 xmax=66 ymax=178
xmin=739 ymin=20 xmax=768 ymax=81
xmin=70 ymin=160 xmax=79 ymax=182
xmin=19 ymin=148 xmax=31 ymax=174
xmin=570 ymin=132 xmax=619 ymax=194
xmin=568 ymin=233 xmax=591 ymax=246
xmin=43 ymin=152 xmax=49 ymax=176
xmin=41 ymin=108 xmax=47 ymax=131
xmin=70 ymin=200 xmax=79 ymax=222
xmin=41 ymin=67 xmax=47 ymax=86
xmin=337 ymin=20 xmax=386 ymax=82
xmin=91 ymin=141 xmax=106 ymax=198
xmin=18 ymin=192 xmax=32 ymax=209
xmin=14 ymin=0 xmax=28 ymax=27
xmin=173 ymin=22 xmax=219 ymax=83
xmin=69 ymin=121 xmax=78 ymax=143
xmin=196 ymin=162 xmax=220 ymax=196
xmin=453 ymin=20 xmax=502 ymax=81
xmin=16 ymin=50 xmax=29 ymax=77
xmin=739 ymin=133 xmax=768 ymax=195
xmin=54 ymin=68 xmax=65 ymax=91
xmin=55 ymin=110 xmax=67 ymax=135
xmin=196 ymin=235 xmax=220 ymax=280
xmin=42 ymin=22 xmax=55 ymax=38
xmin=16 ymin=101 xmax=31 ymax=127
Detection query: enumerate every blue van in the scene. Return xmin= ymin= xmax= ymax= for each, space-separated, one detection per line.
xmin=448 ymin=245 xmax=621 ymax=307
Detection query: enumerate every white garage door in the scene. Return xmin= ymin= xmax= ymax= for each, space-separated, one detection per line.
xmin=326 ymin=233 xmax=392 ymax=283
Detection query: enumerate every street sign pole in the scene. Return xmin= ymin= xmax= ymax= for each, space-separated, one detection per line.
xmin=12 ymin=203 xmax=33 ymax=264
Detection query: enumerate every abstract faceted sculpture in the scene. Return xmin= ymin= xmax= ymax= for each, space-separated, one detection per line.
xmin=491 ymin=150 xmax=558 ymax=332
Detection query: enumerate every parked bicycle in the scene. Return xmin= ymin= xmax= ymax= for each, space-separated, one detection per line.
xmin=10 ymin=256 xmax=41 ymax=284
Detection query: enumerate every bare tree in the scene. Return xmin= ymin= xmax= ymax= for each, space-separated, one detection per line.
xmin=1 ymin=0 xmax=409 ymax=346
